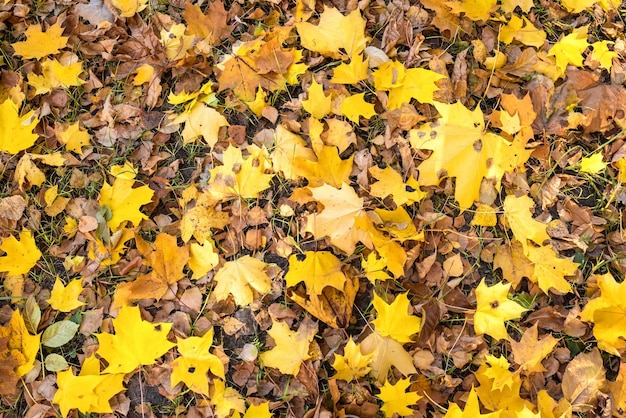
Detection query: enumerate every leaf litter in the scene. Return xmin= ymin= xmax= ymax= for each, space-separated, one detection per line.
xmin=1 ymin=0 xmax=626 ymax=417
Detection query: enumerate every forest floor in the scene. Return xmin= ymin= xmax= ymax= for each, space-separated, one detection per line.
xmin=1 ymin=0 xmax=626 ymax=417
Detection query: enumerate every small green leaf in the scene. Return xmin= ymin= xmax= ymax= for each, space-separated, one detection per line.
xmin=44 ymin=353 xmax=69 ymax=371
xmin=42 ymin=320 xmax=79 ymax=348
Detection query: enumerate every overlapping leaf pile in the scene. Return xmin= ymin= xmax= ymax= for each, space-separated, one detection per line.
xmin=1 ymin=0 xmax=626 ymax=416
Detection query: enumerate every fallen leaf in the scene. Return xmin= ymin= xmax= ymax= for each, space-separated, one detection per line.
xmin=410 ymin=102 xmax=526 ymax=210
xmin=562 ymin=348 xmax=607 ymax=412
xmin=303 ymin=183 xmax=370 ymax=254
xmin=11 ymin=22 xmax=68 ymax=59
xmin=295 ymin=7 xmax=367 ymax=59
xmin=474 ymin=279 xmax=528 ymax=341
xmin=284 ymin=251 xmax=347 ymax=295
xmin=372 ymin=292 xmax=422 ymax=344
xmin=580 ymin=272 xmax=626 ymax=355
xmin=331 ymin=337 xmax=373 ymax=381
xmin=503 ymin=194 xmax=550 ymax=255
xmin=171 ymin=328 xmax=225 ymax=395
xmin=377 ymin=377 xmax=421 ymax=417
xmin=0 ymin=99 xmax=39 ymax=154
xmin=99 ymin=177 xmax=154 ymax=232
xmin=47 ymin=278 xmax=85 ymax=312
xmin=53 ymin=368 xmax=125 ymax=418
xmin=260 ymin=318 xmax=317 ymax=376
xmin=579 ymin=153 xmax=607 ymax=174
xmin=510 ymin=323 xmax=559 ymax=374
xmin=0 ymin=309 xmax=40 ymax=376
xmin=212 ymin=256 xmax=272 ymax=306
xmin=95 ymin=305 xmax=176 ymax=374
xmin=0 ymin=229 xmax=41 ymax=277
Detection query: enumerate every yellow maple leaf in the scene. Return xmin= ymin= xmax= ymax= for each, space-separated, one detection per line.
xmin=284 ymin=251 xmax=347 ymax=295
xmin=410 ymin=102 xmax=525 ymax=210
xmin=503 ymin=194 xmax=550 ymax=255
xmin=378 ymin=377 xmax=422 ymax=417
xmin=579 ymin=153 xmax=607 ymax=174
xmin=474 ymin=279 xmax=528 ymax=341
xmin=303 ymin=183 xmax=370 ymax=254
xmin=561 ymin=0 xmax=598 ymax=13
xmin=12 ymin=22 xmax=68 ymax=60
xmin=0 ymin=99 xmax=39 ymax=154
xmin=372 ymin=292 xmax=422 ymax=344
xmin=14 ymin=153 xmax=66 ymax=191
xmin=537 ymin=390 xmax=573 ymax=418
xmin=58 ymin=122 xmax=90 ymax=154
xmin=590 ymin=41 xmax=619 ymax=71
xmin=580 ymin=272 xmax=626 ymax=355
xmin=500 ymin=15 xmax=546 ymax=48
xmin=330 ymin=53 xmax=369 ymax=84
xmin=243 ymin=402 xmax=272 ymax=418
xmin=244 ymin=87 xmax=268 ymax=117
xmin=109 ymin=161 xmax=137 ymax=179
xmin=331 ymin=337 xmax=373 ymax=381
xmin=114 ymin=232 xmax=189 ymax=306
xmin=0 ymin=229 xmax=41 ymax=277
xmin=27 ymin=58 xmax=84 ymax=95
xmin=53 ymin=369 xmax=125 ymax=418
xmin=373 ymin=60 xmax=445 ymax=109
xmin=208 ymin=146 xmax=274 ymax=200
xmin=354 ymin=210 xmax=416 ymax=278
xmin=213 ymin=256 xmax=272 ymax=306
xmin=270 ymin=125 xmax=316 ymax=180
xmin=0 ymin=309 xmax=40 ymax=376
xmin=493 ymin=240 xmax=535 ymax=288
xmin=260 ymin=318 xmax=317 ymax=375
xmin=471 ymin=203 xmax=497 ymax=227
xmin=526 ymin=244 xmax=578 ymax=294
xmin=301 ymin=78 xmax=331 ymax=119
xmin=295 ymin=145 xmax=354 ymax=188
xmin=340 ymin=93 xmax=376 ymax=123
xmin=216 ymin=38 xmax=293 ymax=101
xmin=13 ymin=155 xmax=43 ymax=190
xmin=547 ymin=26 xmax=589 ymax=78
xmin=445 ymin=0 xmax=497 ymax=21
xmin=211 ymin=379 xmax=246 ymax=418
xmin=444 ymin=386 xmax=498 ymax=418
xmin=369 ymin=165 xmax=424 ymax=206
xmin=98 ymin=176 xmax=154 ymax=232
xmin=95 ymin=305 xmax=176 ymax=373
xmin=132 ymin=63 xmax=154 ymax=85
xmin=323 ymin=118 xmax=356 ymax=153
xmin=47 ymin=278 xmax=85 ymax=312
xmin=183 ymin=1 xmax=231 ymax=46
xmin=188 ymin=239 xmax=219 ymax=279
xmin=179 ymin=186 xmax=229 ymax=242
xmin=171 ymin=328 xmax=225 ymax=395
xmin=474 ymin=356 xmax=533 ymax=413
xmin=109 ymin=0 xmax=148 ymax=17
xmin=609 ymin=364 xmax=626 ymax=418
xmin=510 ymin=323 xmax=559 ymax=374
xmin=295 ymin=6 xmax=367 ymax=59
xmin=361 ymin=252 xmax=393 ymax=283
xmin=87 ymin=226 xmax=134 ymax=267
xmin=160 ymin=23 xmax=194 ymax=61
xmin=480 ymin=354 xmax=518 ymax=391
xmin=173 ymin=102 xmax=229 ymax=146
xmin=360 ymin=331 xmax=417 ymax=381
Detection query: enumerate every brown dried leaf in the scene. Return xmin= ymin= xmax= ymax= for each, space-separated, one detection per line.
xmin=562 ymin=348 xmax=608 ymax=412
